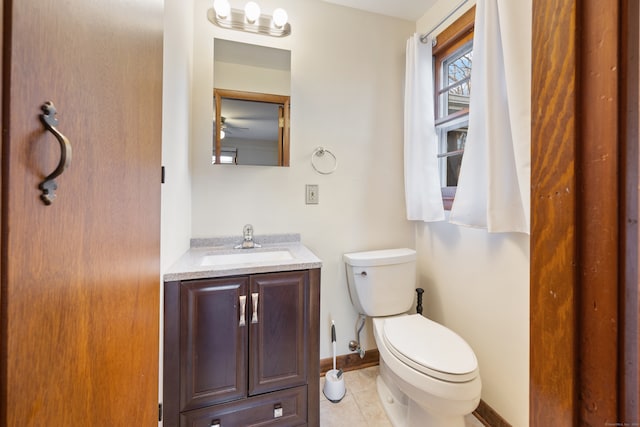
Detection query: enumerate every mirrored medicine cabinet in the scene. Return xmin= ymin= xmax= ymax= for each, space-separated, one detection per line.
xmin=213 ymin=39 xmax=291 ymax=166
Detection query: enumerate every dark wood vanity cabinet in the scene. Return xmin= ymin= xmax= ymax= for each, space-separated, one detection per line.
xmin=164 ymin=269 xmax=320 ymax=427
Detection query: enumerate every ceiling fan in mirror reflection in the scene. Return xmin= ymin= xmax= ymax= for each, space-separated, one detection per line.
xmin=219 ymin=116 xmax=250 ymax=140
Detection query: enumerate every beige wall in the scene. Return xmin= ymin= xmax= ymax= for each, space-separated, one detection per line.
xmin=161 ymin=0 xmax=193 ymax=271
xmin=416 ymin=218 xmax=529 ymax=426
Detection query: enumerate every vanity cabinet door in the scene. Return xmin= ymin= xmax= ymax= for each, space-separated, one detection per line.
xmin=180 ymin=278 xmax=249 ymax=411
xmin=249 ymin=271 xmax=308 ymax=396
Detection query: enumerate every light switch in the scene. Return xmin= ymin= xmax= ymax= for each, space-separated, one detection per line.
xmin=306 ymin=184 xmax=319 ymax=204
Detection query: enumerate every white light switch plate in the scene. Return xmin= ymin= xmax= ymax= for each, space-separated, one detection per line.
xmin=306 ymin=184 xmax=319 ymax=204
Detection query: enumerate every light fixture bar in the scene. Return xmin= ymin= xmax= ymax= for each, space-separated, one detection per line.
xmin=207 ymin=8 xmax=291 ymax=38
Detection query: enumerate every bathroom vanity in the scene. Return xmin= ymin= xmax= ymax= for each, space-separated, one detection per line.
xmin=163 ymin=235 xmax=321 ymax=427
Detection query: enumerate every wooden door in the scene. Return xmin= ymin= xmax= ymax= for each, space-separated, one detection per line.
xmin=180 ymin=278 xmax=249 ymax=412
xmin=0 ymin=0 xmax=163 ymax=425
xmin=249 ymin=271 xmax=307 ymax=396
xmin=531 ymin=0 xmax=639 ymax=425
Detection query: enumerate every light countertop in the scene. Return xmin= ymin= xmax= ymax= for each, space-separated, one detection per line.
xmin=164 ymin=233 xmax=323 ymax=281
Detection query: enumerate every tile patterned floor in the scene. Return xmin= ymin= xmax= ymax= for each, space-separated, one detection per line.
xmin=319 ymin=366 xmax=485 ymax=427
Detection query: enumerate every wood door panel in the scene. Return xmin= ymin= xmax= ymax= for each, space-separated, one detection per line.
xmin=532 ymin=0 xmax=635 ymax=425
xmin=1 ymin=0 xmax=163 ymax=425
xmin=620 ymin=0 xmax=640 ymax=420
xmin=249 ymin=271 xmax=307 ymax=396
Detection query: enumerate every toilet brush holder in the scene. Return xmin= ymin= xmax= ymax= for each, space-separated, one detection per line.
xmin=323 ymin=369 xmax=346 ymax=403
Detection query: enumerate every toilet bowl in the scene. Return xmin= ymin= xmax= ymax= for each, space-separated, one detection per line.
xmin=343 ymin=248 xmax=481 ymax=427
xmin=374 ymin=315 xmax=481 ymax=427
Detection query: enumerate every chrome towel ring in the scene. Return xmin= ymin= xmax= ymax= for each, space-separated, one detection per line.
xmin=311 ymin=147 xmax=337 ymax=175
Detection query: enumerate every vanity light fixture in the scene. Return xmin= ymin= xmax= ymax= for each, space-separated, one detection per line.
xmin=272 ymin=8 xmax=288 ymax=28
xmin=213 ymin=0 xmax=231 ymax=18
xmin=209 ymin=0 xmax=291 ymax=37
xmin=244 ymin=1 xmax=260 ymax=23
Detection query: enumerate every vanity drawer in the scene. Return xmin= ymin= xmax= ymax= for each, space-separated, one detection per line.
xmin=180 ymin=385 xmax=307 ymax=427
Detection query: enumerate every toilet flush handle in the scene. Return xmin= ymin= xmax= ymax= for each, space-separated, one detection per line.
xmin=360 ymin=271 xmax=367 ymax=277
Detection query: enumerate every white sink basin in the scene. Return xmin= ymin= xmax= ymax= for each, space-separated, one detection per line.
xmin=200 ymin=250 xmax=294 ymax=267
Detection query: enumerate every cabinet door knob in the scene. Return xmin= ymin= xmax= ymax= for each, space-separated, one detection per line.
xmin=239 ymin=295 xmax=247 ymax=326
xmin=210 ymin=419 xmax=221 ymax=427
xmin=251 ymin=292 xmax=259 ymax=324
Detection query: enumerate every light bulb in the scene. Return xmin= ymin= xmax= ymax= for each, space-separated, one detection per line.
xmin=213 ymin=0 xmax=230 ymax=19
xmin=244 ymin=1 xmax=261 ymax=23
xmin=272 ymin=8 xmax=288 ymax=28
xmin=220 ymin=129 xmax=226 ymax=139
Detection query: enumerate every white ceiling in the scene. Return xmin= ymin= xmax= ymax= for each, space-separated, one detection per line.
xmin=321 ymin=0 xmax=438 ymax=22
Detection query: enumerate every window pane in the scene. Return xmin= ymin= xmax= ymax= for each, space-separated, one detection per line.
xmin=447 ymin=127 xmax=467 ymax=152
xmin=447 ymin=83 xmax=470 ymax=114
xmin=447 ymin=51 xmax=472 ymax=87
xmin=442 ymin=125 xmax=467 ymax=187
xmin=437 ymin=42 xmax=473 ymax=120
xmin=445 ymin=50 xmax=472 ymax=116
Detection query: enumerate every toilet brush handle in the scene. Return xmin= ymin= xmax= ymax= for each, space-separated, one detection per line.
xmin=333 ymin=342 xmax=336 ymax=371
xmin=331 ymin=322 xmax=337 ymax=370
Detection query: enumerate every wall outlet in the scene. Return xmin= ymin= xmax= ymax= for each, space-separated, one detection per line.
xmin=306 ymin=184 xmax=319 ymax=204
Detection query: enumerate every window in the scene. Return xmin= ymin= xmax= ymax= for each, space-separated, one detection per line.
xmin=433 ymin=7 xmax=475 ymax=209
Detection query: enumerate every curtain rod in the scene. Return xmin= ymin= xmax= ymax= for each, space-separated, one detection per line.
xmin=419 ymin=0 xmax=470 ymax=45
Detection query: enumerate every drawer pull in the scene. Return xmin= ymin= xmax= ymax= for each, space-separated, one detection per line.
xmin=210 ymin=419 xmax=221 ymax=427
xmin=274 ymin=403 xmax=283 ymax=418
xmin=251 ymin=292 xmax=259 ymax=323
xmin=239 ymin=295 xmax=247 ymax=326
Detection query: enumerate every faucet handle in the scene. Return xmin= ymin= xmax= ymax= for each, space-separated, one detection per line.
xmin=236 ymin=224 xmax=259 ymax=248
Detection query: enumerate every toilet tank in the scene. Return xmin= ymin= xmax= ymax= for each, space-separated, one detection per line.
xmin=343 ymin=248 xmax=417 ymax=317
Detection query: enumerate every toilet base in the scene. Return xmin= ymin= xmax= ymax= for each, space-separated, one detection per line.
xmin=376 ymin=374 xmax=466 ymax=427
xmin=377 ymin=375 xmax=408 ymax=427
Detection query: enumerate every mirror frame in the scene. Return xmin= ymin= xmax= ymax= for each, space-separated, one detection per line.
xmin=214 ymin=88 xmax=291 ymax=166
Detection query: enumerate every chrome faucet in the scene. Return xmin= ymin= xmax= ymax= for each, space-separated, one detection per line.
xmin=235 ymin=224 xmax=261 ymax=249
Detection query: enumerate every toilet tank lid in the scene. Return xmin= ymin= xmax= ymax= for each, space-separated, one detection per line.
xmin=343 ymin=248 xmax=416 ymax=267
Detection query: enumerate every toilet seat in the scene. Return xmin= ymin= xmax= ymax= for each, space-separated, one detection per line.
xmin=382 ymin=314 xmax=478 ymax=383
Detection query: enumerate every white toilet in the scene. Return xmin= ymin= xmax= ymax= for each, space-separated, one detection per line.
xmin=343 ymin=248 xmax=481 ymax=427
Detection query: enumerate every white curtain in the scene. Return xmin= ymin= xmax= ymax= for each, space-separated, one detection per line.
xmin=449 ymin=0 xmax=531 ymax=233
xmin=404 ymin=34 xmax=445 ymax=222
